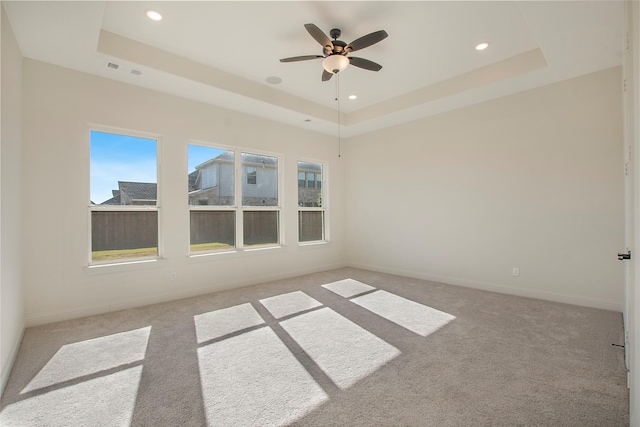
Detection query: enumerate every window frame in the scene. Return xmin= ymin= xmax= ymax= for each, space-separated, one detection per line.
xmin=246 ymin=166 xmax=257 ymax=185
xmin=88 ymin=126 xmax=162 ymax=266
xmin=297 ymin=159 xmax=327 ymax=244
xmin=188 ymin=141 xmax=284 ymax=256
xmin=239 ymin=151 xmax=283 ymax=249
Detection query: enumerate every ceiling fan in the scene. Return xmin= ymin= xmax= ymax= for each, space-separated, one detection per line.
xmin=280 ymin=24 xmax=388 ymax=81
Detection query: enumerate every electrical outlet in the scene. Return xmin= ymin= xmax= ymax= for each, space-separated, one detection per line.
xmin=171 ymin=272 xmax=177 ymax=281
xmin=512 ymin=268 xmax=520 ymax=277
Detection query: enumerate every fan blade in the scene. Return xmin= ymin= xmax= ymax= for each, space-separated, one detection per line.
xmin=349 ymin=57 xmax=383 ymax=71
xmin=280 ymin=55 xmax=324 ymax=63
xmin=305 ymin=23 xmax=334 ymax=50
xmin=345 ymin=30 xmax=388 ymax=52
xmin=322 ymin=70 xmax=333 ymax=81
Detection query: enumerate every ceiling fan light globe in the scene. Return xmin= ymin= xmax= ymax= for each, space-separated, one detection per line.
xmin=322 ymin=55 xmax=349 ymax=74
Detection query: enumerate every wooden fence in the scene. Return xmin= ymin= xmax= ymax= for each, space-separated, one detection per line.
xmin=92 ymin=210 xmax=282 ymax=251
xmin=91 ymin=211 xmax=158 ymax=251
xmin=298 ymin=211 xmax=323 ymax=242
xmin=190 ymin=211 xmax=235 ymax=246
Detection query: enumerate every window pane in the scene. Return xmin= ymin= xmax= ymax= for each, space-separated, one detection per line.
xmin=91 ymin=211 xmax=158 ymax=261
xmin=243 ymin=211 xmax=278 ymax=246
xmin=190 ymin=211 xmax=235 ymax=252
xmin=242 ymin=153 xmax=278 ymax=206
xmin=297 ymin=161 xmax=322 ymax=207
xmin=188 ymin=146 xmax=234 ymax=206
xmin=298 ymin=172 xmax=305 ymax=188
xmin=90 ymin=131 xmax=157 ymax=206
xmin=299 ymin=211 xmax=324 ymax=242
xmin=247 ymin=167 xmax=257 ymax=185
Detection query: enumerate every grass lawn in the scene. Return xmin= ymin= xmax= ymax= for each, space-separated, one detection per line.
xmin=93 ymin=241 xmax=274 ymax=260
xmin=92 ymin=247 xmax=158 ymax=262
xmin=190 ymin=242 xmax=235 ymax=252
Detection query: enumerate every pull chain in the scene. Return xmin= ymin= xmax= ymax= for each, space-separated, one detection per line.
xmin=336 ymin=73 xmax=341 ymax=158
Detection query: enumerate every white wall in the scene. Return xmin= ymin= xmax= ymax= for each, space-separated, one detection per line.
xmin=1 ymin=4 xmax=24 ymax=394
xmin=345 ymin=67 xmax=624 ymax=311
xmin=625 ymin=0 xmax=640 ymax=423
xmin=21 ymin=59 xmax=345 ymax=326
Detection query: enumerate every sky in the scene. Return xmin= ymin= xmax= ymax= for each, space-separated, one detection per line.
xmin=90 ymin=131 xmax=223 ymax=204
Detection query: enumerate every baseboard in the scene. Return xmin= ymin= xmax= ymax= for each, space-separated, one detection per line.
xmin=25 ymin=262 xmax=347 ymax=327
xmin=1 ymin=322 xmax=25 ymax=398
xmin=347 ymin=262 xmax=623 ymax=312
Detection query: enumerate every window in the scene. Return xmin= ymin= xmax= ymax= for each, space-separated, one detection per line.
xmin=89 ymin=130 xmax=159 ymax=263
xmin=247 ymin=167 xmax=257 ymax=185
xmin=298 ymin=161 xmax=325 ymax=242
xmin=188 ymin=145 xmax=235 ymax=253
xmin=188 ymin=146 xmax=281 ymax=254
xmin=242 ymin=152 xmax=279 ymax=247
xmin=299 ymin=171 xmax=321 ymax=190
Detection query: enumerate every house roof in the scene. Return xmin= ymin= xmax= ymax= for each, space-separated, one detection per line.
xmin=298 ymin=162 xmax=322 ymax=172
xmin=119 ymin=181 xmax=157 ymax=201
xmin=100 ymin=194 xmax=121 ymax=205
xmin=100 ymin=181 xmax=157 ymax=204
xmin=194 ymin=151 xmax=277 ymax=171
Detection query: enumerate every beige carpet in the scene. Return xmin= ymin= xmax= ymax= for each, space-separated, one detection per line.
xmin=0 ymin=268 xmax=629 ymax=426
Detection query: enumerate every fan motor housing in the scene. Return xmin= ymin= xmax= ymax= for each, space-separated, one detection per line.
xmin=326 ymin=39 xmax=346 ymax=56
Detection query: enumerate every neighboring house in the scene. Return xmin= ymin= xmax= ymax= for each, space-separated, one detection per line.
xmin=297 ymin=161 xmax=322 ymax=207
xmin=100 ymin=181 xmax=157 ymax=205
xmin=98 ymin=157 xmax=320 ymax=208
xmin=188 ymin=151 xmax=278 ymax=206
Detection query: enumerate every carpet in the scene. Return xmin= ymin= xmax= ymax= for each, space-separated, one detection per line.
xmin=0 ymin=268 xmax=629 ymax=426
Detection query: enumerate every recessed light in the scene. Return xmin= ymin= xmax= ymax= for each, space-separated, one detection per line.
xmin=304 ymin=119 xmax=312 ymax=122
xmin=475 ymin=42 xmax=489 ymax=51
xmin=348 ymin=95 xmax=358 ymax=100
xmin=266 ymin=76 xmax=282 ymax=85
xmin=146 ymin=10 xmax=163 ymax=21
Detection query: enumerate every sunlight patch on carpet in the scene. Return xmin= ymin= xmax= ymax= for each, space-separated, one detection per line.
xmin=259 ymin=291 xmax=322 ymax=319
xmin=198 ymin=327 xmax=328 ymax=426
xmin=322 ymin=278 xmax=376 ymax=298
xmin=194 ymin=303 xmax=264 ymax=343
xmin=2 ymin=366 xmax=143 ymax=427
xmin=351 ymin=290 xmax=456 ymax=336
xmin=22 ymin=326 xmax=151 ymax=394
xmin=280 ymin=307 xmax=400 ymax=390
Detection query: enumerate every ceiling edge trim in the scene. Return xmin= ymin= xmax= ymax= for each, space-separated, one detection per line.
xmin=96 ymin=30 xmax=339 ymax=124
xmin=347 ymin=48 xmax=548 ymax=126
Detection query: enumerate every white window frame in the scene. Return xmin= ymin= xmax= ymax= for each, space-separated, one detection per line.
xmin=239 ymin=150 xmax=283 ymax=250
xmin=188 ymin=141 xmax=284 ymax=256
xmin=188 ymin=141 xmax=237 ymax=255
xmin=297 ymin=159 xmax=327 ymax=244
xmin=87 ymin=125 xmax=162 ymax=267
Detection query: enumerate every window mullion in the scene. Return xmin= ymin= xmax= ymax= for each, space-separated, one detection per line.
xmin=236 ymin=158 xmax=244 ymax=250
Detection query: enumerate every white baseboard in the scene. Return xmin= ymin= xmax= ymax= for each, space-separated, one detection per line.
xmin=1 ymin=322 xmax=25 ymax=397
xmin=25 ymin=262 xmax=347 ymax=327
xmin=347 ymin=262 xmax=623 ymax=312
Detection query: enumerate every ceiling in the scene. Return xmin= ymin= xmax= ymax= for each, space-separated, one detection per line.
xmin=3 ymin=1 xmax=624 ymax=138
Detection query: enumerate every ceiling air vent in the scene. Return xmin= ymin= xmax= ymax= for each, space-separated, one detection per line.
xmin=106 ymin=61 xmax=142 ymax=76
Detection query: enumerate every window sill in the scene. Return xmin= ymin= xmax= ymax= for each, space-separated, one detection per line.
xmin=84 ymin=258 xmax=167 ymax=275
xmin=187 ymin=245 xmax=286 ymax=263
xmin=298 ymin=240 xmax=330 ymax=249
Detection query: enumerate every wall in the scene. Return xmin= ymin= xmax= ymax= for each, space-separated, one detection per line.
xmin=1 ymin=4 xmax=24 ymax=394
xmin=345 ymin=67 xmax=624 ymax=311
xmin=21 ymin=59 xmax=345 ymax=326
xmin=625 ymin=0 xmax=640 ymax=423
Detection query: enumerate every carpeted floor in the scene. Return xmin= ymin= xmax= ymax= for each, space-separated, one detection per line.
xmin=0 ymin=268 xmax=629 ymax=426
